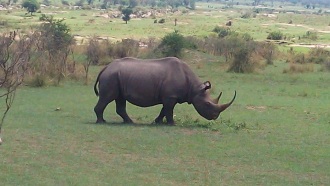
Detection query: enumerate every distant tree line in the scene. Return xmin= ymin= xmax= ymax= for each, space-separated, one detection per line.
xmin=208 ymin=0 xmax=330 ymax=7
xmin=98 ymin=0 xmax=196 ymax=9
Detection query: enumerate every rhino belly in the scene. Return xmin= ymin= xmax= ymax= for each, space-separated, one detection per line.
xmin=125 ymin=93 xmax=161 ymax=107
xmin=121 ymin=83 xmax=162 ymax=107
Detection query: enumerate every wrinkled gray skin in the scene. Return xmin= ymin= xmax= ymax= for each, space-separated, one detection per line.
xmin=94 ymin=57 xmax=236 ymax=124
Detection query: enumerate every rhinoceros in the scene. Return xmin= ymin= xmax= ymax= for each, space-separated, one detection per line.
xmin=94 ymin=57 xmax=236 ymax=124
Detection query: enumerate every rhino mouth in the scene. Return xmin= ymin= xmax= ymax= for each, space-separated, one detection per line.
xmin=212 ymin=114 xmax=220 ymax=120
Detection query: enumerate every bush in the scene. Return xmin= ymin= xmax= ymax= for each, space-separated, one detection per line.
xmin=289 ymin=53 xmax=306 ymax=64
xmin=307 ymin=47 xmax=329 ymax=64
xmin=267 ymin=31 xmax=283 ymax=40
xmin=241 ymin=11 xmax=256 ymax=19
xmin=228 ymin=47 xmax=256 ymax=73
xmin=212 ymin=26 xmax=233 ymax=38
xmin=26 ymin=74 xmax=47 ymax=87
xmin=302 ymin=31 xmax=318 ymax=40
xmin=159 ymin=30 xmax=185 ymax=57
xmin=75 ymin=0 xmax=84 ymax=6
xmin=61 ymin=0 xmax=70 ymax=6
xmin=227 ymin=38 xmax=258 ymax=73
xmin=158 ymin=18 xmax=165 ymax=24
xmin=39 ymin=14 xmax=47 ymax=21
xmin=257 ymin=42 xmax=277 ymax=65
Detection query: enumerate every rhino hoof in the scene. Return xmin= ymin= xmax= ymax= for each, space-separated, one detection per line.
xmin=96 ymin=119 xmax=106 ymax=124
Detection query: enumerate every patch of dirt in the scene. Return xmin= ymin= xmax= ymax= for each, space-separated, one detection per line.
xmin=246 ymin=105 xmax=267 ymax=112
xmin=277 ymin=23 xmax=330 ymax=33
xmin=289 ymin=44 xmax=330 ymax=48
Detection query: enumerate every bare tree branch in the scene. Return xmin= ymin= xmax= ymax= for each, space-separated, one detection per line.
xmin=0 ymin=31 xmax=36 ymax=138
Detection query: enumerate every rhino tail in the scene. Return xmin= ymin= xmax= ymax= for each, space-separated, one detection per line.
xmin=94 ymin=66 xmax=106 ymax=96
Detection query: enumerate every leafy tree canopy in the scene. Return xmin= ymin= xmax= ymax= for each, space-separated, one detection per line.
xmin=22 ymin=0 xmax=40 ymax=15
xmin=121 ymin=8 xmax=132 ymax=24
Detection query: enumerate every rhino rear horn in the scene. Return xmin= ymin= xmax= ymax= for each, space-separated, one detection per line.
xmin=212 ymin=92 xmax=222 ymax=104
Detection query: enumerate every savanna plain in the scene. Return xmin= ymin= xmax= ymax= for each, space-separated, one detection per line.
xmin=0 ymin=0 xmax=330 ymax=185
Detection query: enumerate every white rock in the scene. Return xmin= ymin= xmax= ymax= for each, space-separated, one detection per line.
xmin=0 ymin=137 xmax=2 ymax=145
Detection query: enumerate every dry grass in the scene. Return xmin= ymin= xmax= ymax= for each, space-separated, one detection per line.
xmin=283 ymin=63 xmax=315 ymax=73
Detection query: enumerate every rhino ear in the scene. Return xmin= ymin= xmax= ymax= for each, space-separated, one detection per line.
xmin=203 ymin=81 xmax=211 ymax=90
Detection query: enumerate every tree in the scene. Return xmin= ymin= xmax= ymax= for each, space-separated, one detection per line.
xmin=22 ymin=0 xmax=40 ymax=15
xmin=37 ymin=15 xmax=74 ymax=85
xmin=0 ymin=31 xmax=36 ymax=144
xmin=121 ymin=8 xmax=132 ymax=24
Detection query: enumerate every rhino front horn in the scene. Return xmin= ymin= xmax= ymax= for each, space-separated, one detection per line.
xmin=217 ymin=91 xmax=236 ymax=112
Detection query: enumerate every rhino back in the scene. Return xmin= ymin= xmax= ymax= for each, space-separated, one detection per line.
xmin=100 ymin=57 xmax=199 ymax=107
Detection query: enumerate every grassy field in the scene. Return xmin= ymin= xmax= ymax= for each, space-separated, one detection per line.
xmin=1 ymin=2 xmax=330 ymax=43
xmin=1 ymin=2 xmax=330 ymax=185
xmin=1 ymin=57 xmax=330 ymax=185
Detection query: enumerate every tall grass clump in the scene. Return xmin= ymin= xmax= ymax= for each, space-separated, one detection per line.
xmin=283 ymin=63 xmax=314 ymax=73
xmin=282 ymin=47 xmax=330 ymax=73
xmin=321 ymin=61 xmax=330 ymax=72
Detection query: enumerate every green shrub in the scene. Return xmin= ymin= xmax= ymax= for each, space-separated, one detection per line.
xmin=159 ymin=30 xmax=185 ymax=57
xmin=39 ymin=14 xmax=47 ymax=21
xmin=267 ymin=31 xmax=283 ymax=40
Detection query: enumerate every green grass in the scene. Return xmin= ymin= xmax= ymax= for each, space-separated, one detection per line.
xmin=1 ymin=59 xmax=330 ymax=185
xmin=1 ymin=2 xmax=330 ymax=185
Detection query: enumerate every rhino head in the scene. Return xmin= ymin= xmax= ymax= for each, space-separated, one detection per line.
xmin=192 ymin=81 xmax=236 ymax=120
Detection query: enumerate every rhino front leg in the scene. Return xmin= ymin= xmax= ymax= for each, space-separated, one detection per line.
xmin=115 ymin=98 xmax=133 ymax=123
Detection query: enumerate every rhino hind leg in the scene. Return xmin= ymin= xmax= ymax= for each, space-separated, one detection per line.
xmin=94 ymin=99 xmax=109 ymax=123
xmin=115 ymin=98 xmax=133 ymax=123
xmin=94 ymin=92 xmax=117 ymax=123
xmin=161 ymin=99 xmax=177 ymax=125
xmin=155 ymin=108 xmax=165 ymax=124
